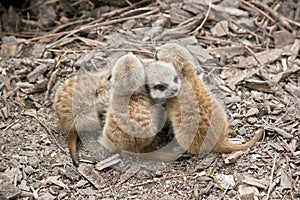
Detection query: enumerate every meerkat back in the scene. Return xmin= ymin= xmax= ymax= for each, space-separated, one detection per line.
xmin=155 ymin=43 xmax=262 ymax=156
xmin=53 ymin=68 xmax=111 ymax=166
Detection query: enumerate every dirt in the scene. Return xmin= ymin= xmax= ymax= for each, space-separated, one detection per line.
xmin=0 ymin=0 xmax=299 ymax=199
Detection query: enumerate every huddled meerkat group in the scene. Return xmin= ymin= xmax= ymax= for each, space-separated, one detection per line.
xmin=53 ymin=43 xmax=262 ymax=166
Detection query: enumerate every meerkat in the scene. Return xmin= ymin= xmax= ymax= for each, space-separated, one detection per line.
xmin=53 ymin=68 xmax=111 ymax=166
xmin=100 ymin=53 xmax=182 ymax=156
xmin=155 ymin=43 xmax=263 ymax=156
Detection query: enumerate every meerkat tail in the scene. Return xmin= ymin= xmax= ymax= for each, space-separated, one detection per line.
xmin=66 ymin=130 xmax=79 ymax=166
xmin=213 ymin=129 xmax=263 ymax=154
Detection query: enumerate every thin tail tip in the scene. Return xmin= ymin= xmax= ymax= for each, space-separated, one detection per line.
xmin=70 ymin=150 xmax=79 ymax=167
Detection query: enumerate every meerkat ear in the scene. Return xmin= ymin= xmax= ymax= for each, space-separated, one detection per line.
xmin=111 ymin=52 xmax=146 ymax=95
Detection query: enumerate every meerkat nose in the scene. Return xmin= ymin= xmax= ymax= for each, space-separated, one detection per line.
xmin=172 ymin=87 xmax=178 ymax=93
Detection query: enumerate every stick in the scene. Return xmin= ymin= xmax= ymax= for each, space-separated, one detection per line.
xmin=23 ymin=113 xmax=66 ymax=154
xmin=266 ymin=153 xmax=278 ymax=200
xmin=190 ymin=0 xmax=212 ymax=35
xmin=240 ymin=0 xmax=275 ymax=23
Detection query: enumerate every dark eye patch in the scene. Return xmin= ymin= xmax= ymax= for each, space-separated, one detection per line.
xmin=174 ymin=76 xmax=178 ymax=83
xmin=153 ymin=83 xmax=168 ymax=91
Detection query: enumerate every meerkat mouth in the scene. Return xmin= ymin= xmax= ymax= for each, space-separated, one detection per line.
xmin=167 ymin=91 xmax=179 ymax=98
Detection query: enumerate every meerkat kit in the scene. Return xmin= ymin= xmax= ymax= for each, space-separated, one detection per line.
xmin=155 ymin=43 xmax=262 ymax=156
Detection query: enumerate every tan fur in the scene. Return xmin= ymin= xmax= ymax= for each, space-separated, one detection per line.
xmin=101 ymin=53 xmax=162 ymax=153
xmin=155 ymin=43 xmax=262 ymax=156
xmin=101 ymin=53 xmax=182 ymax=158
xmin=53 ymin=68 xmax=111 ymax=166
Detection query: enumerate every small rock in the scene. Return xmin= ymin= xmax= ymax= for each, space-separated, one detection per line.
xmin=0 ymin=175 xmax=21 ymax=199
xmin=0 ymin=36 xmax=20 ymax=58
xmin=30 ymin=181 xmax=42 ymax=189
xmin=215 ymin=174 xmax=235 ymax=190
xmin=19 ymin=180 xmax=30 ymax=192
xmin=247 ymin=117 xmax=257 ymax=124
xmin=28 ymin=156 xmax=39 ymax=169
xmin=24 ymin=165 xmax=35 ymax=175
xmin=3 ymin=167 xmax=22 ymax=183
xmin=122 ymin=19 xmax=137 ymax=30
xmin=211 ymin=21 xmax=229 ymax=37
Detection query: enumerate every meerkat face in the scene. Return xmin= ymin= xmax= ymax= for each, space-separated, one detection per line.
xmin=145 ymin=61 xmax=181 ymax=99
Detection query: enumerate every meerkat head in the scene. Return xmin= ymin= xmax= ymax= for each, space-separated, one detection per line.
xmin=145 ymin=61 xmax=181 ymax=100
xmin=111 ymin=52 xmax=146 ymax=96
xmin=154 ymin=43 xmax=196 ymax=73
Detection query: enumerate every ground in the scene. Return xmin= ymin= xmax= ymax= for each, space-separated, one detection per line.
xmin=0 ymin=0 xmax=299 ymax=199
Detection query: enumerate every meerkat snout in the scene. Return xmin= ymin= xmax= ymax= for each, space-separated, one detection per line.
xmin=172 ymin=86 xmax=178 ymax=93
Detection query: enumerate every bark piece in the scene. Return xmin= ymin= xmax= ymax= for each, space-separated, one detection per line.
xmin=273 ymin=30 xmax=295 ymax=47
xmin=120 ymin=165 xmax=141 ymax=184
xmin=78 ymin=164 xmax=104 ymax=189
xmin=238 ymin=184 xmax=258 ymax=200
xmin=95 ymin=154 xmax=121 ymax=171
xmin=223 ymin=151 xmax=243 ymax=164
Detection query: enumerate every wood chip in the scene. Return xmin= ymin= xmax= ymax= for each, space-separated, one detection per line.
xmin=238 ymin=184 xmax=258 ymax=200
xmin=245 ymin=107 xmax=259 ymax=117
xmin=95 ymin=154 xmax=121 ymax=171
xmin=242 ymin=176 xmax=268 ymax=189
xmin=27 ymin=64 xmax=48 ymax=83
xmin=211 ymin=21 xmax=229 ymax=37
xmin=78 ymin=164 xmax=104 ymax=189
xmin=223 ymin=151 xmax=244 ymax=164
xmin=280 ymin=168 xmax=292 ymax=189
xmin=265 ymin=126 xmax=293 ymax=139
xmin=233 ymin=46 xmax=289 ymax=68
xmin=273 ymin=30 xmax=295 ymax=47
xmin=120 ymin=165 xmax=141 ymax=184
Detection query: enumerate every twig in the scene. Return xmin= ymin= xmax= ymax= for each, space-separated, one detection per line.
xmin=190 ymin=0 xmax=212 ymax=35
xmin=123 ymin=0 xmax=133 ymax=6
xmin=266 ymin=153 xmax=278 ymax=200
xmin=244 ymin=46 xmax=265 ymax=67
xmin=3 ymin=119 xmax=20 ymax=131
xmin=23 ymin=112 xmax=66 ymax=154
xmin=231 ymin=20 xmax=265 ymax=42
xmin=45 ymin=8 xmax=159 ymax=49
xmin=252 ymin=1 xmax=300 ymax=30
xmin=240 ymin=0 xmax=275 ymax=23
xmin=101 ymin=0 xmax=152 ymax=18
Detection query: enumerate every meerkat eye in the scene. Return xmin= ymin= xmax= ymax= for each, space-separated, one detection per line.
xmin=174 ymin=76 xmax=178 ymax=83
xmin=154 ymin=83 xmax=167 ymax=91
